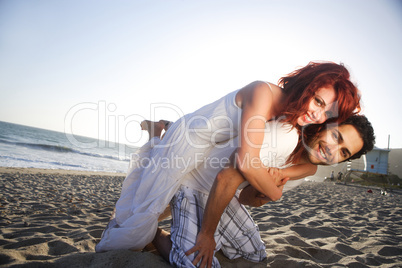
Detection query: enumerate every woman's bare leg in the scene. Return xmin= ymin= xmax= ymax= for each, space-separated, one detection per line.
xmin=140 ymin=120 xmax=173 ymax=261
xmin=140 ymin=120 xmax=164 ymax=140
xmin=159 ymin=120 xmax=173 ymax=139
xmin=158 ymin=205 xmax=172 ymax=221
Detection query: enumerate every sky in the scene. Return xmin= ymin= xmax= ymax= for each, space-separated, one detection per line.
xmin=0 ymin=0 xmax=401 ymax=149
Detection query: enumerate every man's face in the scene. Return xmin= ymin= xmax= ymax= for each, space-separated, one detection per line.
xmin=306 ymin=124 xmax=363 ymax=165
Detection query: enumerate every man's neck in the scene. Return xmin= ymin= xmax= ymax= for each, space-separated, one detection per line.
xmin=296 ymin=155 xmax=310 ymax=165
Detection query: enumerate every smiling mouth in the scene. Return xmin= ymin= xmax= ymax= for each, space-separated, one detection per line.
xmin=318 ymin=143 xmax=327 ymax=161
xmin=304 ymin=113 xmax=313 ymax=124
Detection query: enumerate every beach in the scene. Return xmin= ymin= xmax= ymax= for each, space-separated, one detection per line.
xmin=1 ymin=167 xmax=401 ymax=267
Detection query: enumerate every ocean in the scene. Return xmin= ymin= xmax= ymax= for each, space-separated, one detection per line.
xmin=0 ymin=121 xmax=138 ymax=173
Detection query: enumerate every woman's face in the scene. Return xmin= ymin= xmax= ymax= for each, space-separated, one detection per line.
xmin=297 ymin=86 xmax=336 ymax=126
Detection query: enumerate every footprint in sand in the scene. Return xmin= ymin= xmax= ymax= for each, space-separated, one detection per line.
xmin=48 ymin=241 xmax=79 ymax=255
xmin=3 ymin=237 xmax=49 ymax=249
xmin=290 ymin=226 xmax=341 ymax=239
xmin=378 ymin=246 xmax=402 ymax=257
xmin=335 ymin=243 xmax=363 ymax=255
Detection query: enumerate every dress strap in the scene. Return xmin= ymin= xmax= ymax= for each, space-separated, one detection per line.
xmin=264 ymin=81 xmax=273 ymax=92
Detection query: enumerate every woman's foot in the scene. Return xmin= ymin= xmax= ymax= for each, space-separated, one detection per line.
xmin=140 ymin=120 xmax=164 ymax=139
xmin=159 ymin=120 xmax=173 ymax=131
xmin=158 ymin=120 xmax=173 ymax=139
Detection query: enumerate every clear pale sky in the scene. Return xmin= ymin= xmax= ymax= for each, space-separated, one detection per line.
xmin=1 ymin=0 xmax=401 ymax=148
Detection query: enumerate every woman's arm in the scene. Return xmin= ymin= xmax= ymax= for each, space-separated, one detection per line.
xmin=236 ymin=81 xmax=285 ymax=201
xmin=281 ymin=163 xmax=317 ymax=180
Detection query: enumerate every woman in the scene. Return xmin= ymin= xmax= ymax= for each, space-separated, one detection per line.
xmin=96 ymin=61 xmax=361 ymax=252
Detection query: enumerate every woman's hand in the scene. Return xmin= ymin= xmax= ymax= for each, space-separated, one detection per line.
xmin=267 ymin=167 xmax=288 ymax=186
xmin=186 ymin=231 xmax=216 ymax=268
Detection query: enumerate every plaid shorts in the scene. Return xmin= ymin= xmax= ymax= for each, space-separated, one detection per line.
xmin=169 ymin=186 xmax=266 ymax=268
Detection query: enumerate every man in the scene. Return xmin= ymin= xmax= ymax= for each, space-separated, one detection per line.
xmin=154 ymin=115 xmax=375 ymax=267
xmin=337 ymin=171 xmax=343 ymax=182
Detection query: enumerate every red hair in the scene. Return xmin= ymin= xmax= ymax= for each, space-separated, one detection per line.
xmin=279 ymin=61 xmax=361 ymax=128
xmin=278 ymin=61 xmax=361 ymax=164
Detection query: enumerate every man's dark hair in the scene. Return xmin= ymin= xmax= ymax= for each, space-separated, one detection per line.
xmin=341 ymin=115 xmax=375 ymax=161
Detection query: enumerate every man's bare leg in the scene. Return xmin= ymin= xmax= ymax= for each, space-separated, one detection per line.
xmin=152 ymin=228 xmax=172 ymax=262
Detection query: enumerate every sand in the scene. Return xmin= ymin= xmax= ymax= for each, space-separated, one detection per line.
xmin=0 ymin=167 xmax=401 ymax=267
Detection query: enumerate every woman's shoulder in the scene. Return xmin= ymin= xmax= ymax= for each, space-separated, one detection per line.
xmin=267 ymin=82 xmax=282 ymax=92
xmin=236 ymin=81 xmax=277 ymax=103
xmin=241 ymin=81 xmax=273 ymax=92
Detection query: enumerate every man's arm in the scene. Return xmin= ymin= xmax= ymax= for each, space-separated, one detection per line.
xmin=239 ymin=167 xmax=291 ymax=207
xmin=186 ymin=160 xmax=287 ymax=267
xmin=185 ymin=164 xmax=245 ymax=268
xmin=239 ymin=164 xmax=317 ymax=207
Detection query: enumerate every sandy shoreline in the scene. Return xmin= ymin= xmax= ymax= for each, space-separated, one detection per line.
xmin=1 ymin=167 xmax=401 ymax=267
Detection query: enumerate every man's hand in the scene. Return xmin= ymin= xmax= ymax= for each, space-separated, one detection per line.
xmin=238 ymin=167 xmax=290 ymax=207
xmin=185 ymin=231 xmax=216 ymax=268
xmin=239 ymin=185 xmax=272 ymax=207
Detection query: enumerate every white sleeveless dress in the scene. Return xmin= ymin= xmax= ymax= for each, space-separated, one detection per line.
xmin=96 ymin=89 xmax=243 ymax=252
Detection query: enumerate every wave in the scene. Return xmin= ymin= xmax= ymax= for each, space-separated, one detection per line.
xmin=0 ymin=154 xmax=128 ymax=173
xmin=0 ymin=138 xmax=74 ymax=152
xmin=0 ymin=155 xmax=88 ymax=169
xmin=0 ymin=138 xmax=132 ymax=162
xmin=75 ymin=150 xmax=130 ymax=162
